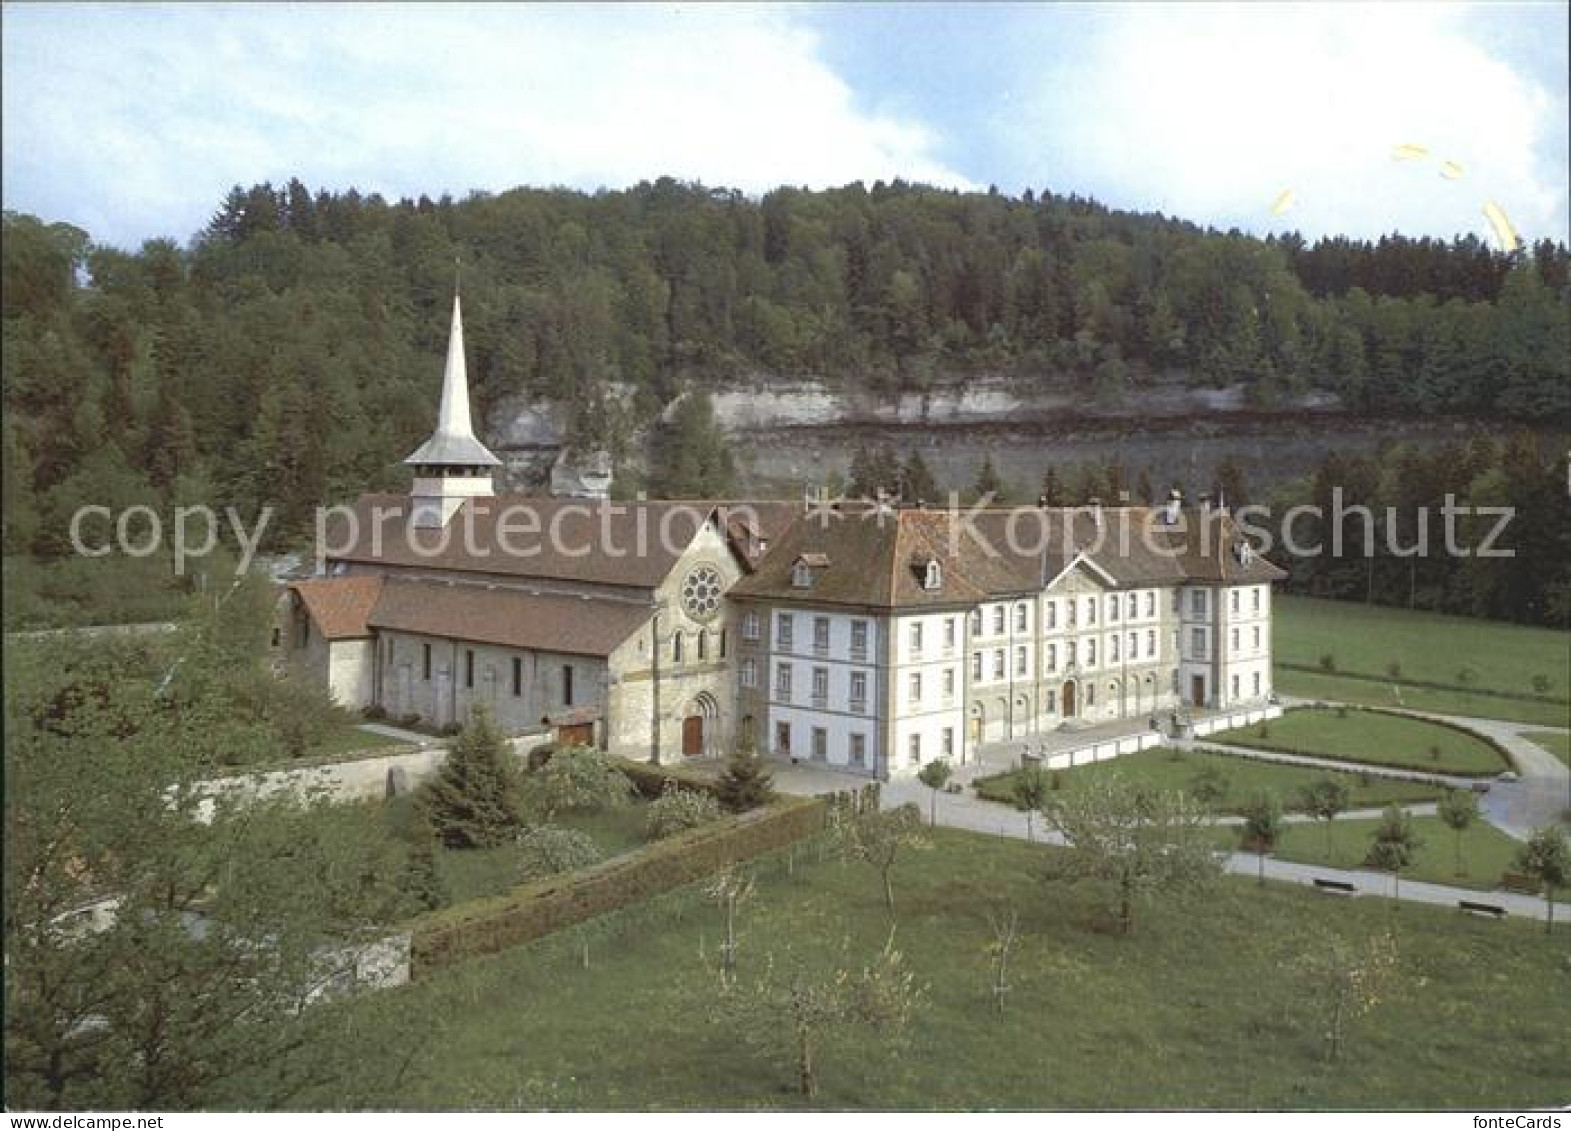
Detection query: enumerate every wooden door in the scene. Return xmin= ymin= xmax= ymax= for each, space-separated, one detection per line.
xmin=1060 ymin=681 xmax=1076 ymax=717
xmin=1190 ymin=675 xmax=1205 ymax=707
xmin=682 ymin=716 xmax=704 ymax=758
xmin=558 ymin=722 xmax=594 ymax=748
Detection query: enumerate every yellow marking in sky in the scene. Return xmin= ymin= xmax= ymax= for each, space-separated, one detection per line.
xmin=1270 ymin=188 xmax=1295 ymax=216
xmin=1482 ymin=201 xmax=1520 ymax=252
xmin=1393 ymin=143 xmax=1430 ymax=161
xmin=1440 ymin=160 xmax=1465 ymax=180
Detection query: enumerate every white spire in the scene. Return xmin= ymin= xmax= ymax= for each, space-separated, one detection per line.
xmin=405 ymin=293 xmax=501 ymax=468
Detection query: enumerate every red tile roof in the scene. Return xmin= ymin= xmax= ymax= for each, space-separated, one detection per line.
xmin=288 ymin=576 xmax=383 ymax=640
xmin=366 ymin=578 xmax=650 ymax=657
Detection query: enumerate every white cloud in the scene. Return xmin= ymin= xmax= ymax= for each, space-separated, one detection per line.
xmin=2 ymin=4 xmax=971 ymax=248
xmin=1019 ymin=2 xmax=1568 ymax=243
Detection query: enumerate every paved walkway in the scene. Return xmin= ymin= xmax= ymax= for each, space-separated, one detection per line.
xmin=1184 ymin=738 xmax=1477 ymax=789
xmin=356 ymin=721 xmax=438 ymax=746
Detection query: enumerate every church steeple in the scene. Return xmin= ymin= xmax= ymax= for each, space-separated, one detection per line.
xmin=406 ymin=293 xmax=500 ymax=527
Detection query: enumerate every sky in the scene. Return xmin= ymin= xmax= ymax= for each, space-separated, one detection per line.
xmin=3 ymin=1 xmax=1567 ymax=251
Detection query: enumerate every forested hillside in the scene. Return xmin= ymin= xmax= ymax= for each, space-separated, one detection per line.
xmin=4 ymin=177 xmax=1569 ymax=559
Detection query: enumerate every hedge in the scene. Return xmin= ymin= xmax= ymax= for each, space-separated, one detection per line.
xmin=612 ymin=756 xmax=726 ymax=800
xmin=409 ymin=793 xmax=827 ymax=976
xmin=1278 ymin=662 xmax=1569 ymax=707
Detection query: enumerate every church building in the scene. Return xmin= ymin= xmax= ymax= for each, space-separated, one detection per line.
xmin=278 ymin=294 xmax=1284 ymax=778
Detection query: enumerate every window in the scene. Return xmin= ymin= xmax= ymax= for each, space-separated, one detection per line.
xmin=814 ymin=616 xmax=830 ymax=655
xmin=697 ymin=629 xmax=708 ymax=661
xmin=908 ymin=733 xmax=922 ymax=766
xmin=1230 ymin=589 xmax=1240 ymax=613
xmin=672 ymin=632 xmax=684 ymax=663
xmin=1016 ymin=646 xmax=1028 ymax=675
xmin=791 ymin=562 xmax=814 ymax=589
xmin=1015 ymin=603 xmax=1028 ymax=632
xmin=776 ymin=613 xmax=793 ymax=650
xmin=943 ymin=617 xmax=956 ymax=650
xmin=1172 ymin=590 xmax=1182 ymax=614
xmin=993 ymin=650 xmax=1005 ymax=679
xmin=1128 ymin=593 xmax=1138 ymax=618
xmin=811 ymin=727 xmax=828 ymax=761
xmin=1253 ymin=626 xmax=1261 ymax=649
xmin=740 ymin=658 xmax=757 ymax=688
xmin=969 ymin=609 xmax=982 ymax=637
xmin=1087 ymin=640 xmax=1097 ymax=666
xmin=923 ymin=560 xmax=942 ymax=590
xmin=850 ymin=733 xmax=867 ymax=767
xmin=812 ymin=666 xmax=829 ymax=704
xmin=850 ymin=671 xmax=867 ymax=709
xmin=1231 ymin=627 xmax=1240 ymax=651
xmin=851 ymin=620 xmax=868 ymax=656
xmin=1128 ymin=631 xmax=1137 ymax=658
xmin=512 ymin=656 xmax=522 ymax=697
xmin=1046 ymin=643 xmax=1057 ymax=671
xmin=1109 ymin=595 xmax=1119 ymax=622
xmin=1191 ymin=590 xmax=1208 ymax=616
xmin=719 ymin=629 xmax=727 ymax=658
xmin=1067 ymin=599 xmax=1077 ymax=627
xmin=1111 ymin=635 xmax=1120 ymax=662
xmin=562 ymin=665 xmax=574 ymax=706
xmin=742 ymin=611 xmax=760 ymax=641
xmin=775 ymin=721 xmax=791 ymax=755
xmin=423 ymin=642 xmax=432 ymax=681
xmin=1253 ymin=672 xmax=1261 ymax=696
xmin=1146 ymin=629 xmax=1156 ymax=657
xmin=909 ymin=622 xmax=923 ymax=657
xmin=1191 ymin=627 xmax=1206 ymax=658
xmin=942 ymin=727 xmax=954 ymax=759
xmin=909 ymin=672 xmax=922 ymax=704
xmin=972 ymin=652 xmax=983 ymax=681
xmin=1231 ymin=674 xmax=1240 ymax=699
xmin=1087 ymin=683 xmax=1097 ymax=707
xmin=1067 ymin=641 xmax=1078 ymax=666
xmin=1047 ymin=601 xmax=1057 ymax=630
xmin=776 ymin=663 xmax=793 ymax=701
xmin=271 ymin=626 xmax=281 ymax=648
xmin=942 ymin=668 xmax=955 ymax=700
xmin=1087 ymin=597 xmax=1097 ymax=624
xmin=1145 ymin=592 xmax=1155 ymax=616
xmin=992 ymin=606 xmax=1004 ymax=635
xmin=1253 ymin=587 xmax=1262 ymax=612
xmin=464 ymin=649 xmax=474 ymax=689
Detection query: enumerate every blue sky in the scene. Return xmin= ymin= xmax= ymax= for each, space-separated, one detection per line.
xmin=4 ymin=2 xmax=1567 ymax=251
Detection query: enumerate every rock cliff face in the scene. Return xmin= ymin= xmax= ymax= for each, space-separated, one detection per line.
xmin=485 ymin=375 xmax=1516 ymax=498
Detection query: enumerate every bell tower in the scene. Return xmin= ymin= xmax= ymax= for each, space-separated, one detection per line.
xmin=405 ymin=293 xmax=500 ymax=527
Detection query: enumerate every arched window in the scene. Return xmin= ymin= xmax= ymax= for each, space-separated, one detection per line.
xmin=697 ymin=629 xmax=708 ymax=660
xmin=672 ymin=632 xmax=684 ymax=663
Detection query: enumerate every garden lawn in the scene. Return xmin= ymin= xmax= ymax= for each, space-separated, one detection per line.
xmin=1274 ymin=595 xmax=1569 ymax=726
xmin=974 ymin=748 xmax=1442 ymax=816
xmin=1523 ymin=730 xmax=1571 ymax=770
xmin=1211 ymin=707 xmax=1509 ymax=776
xmin=1233 ymin=815 xmax=1527 ymax=893
xmin=305 ymin=724 xmax=401 ymax=760
xmin=308 ymin=827 xmax=1571 ymax=1110
xmin=1276 ymin=669 xmax=1569 ymax=728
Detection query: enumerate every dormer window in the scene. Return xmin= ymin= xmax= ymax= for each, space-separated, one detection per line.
xmin=1235 ymin=542 xmax=1255 ymax=566
xmin=923 ymin=560 xmax=942 ymax=591
xmin=791 ymin=562 xmax=814 ymax=589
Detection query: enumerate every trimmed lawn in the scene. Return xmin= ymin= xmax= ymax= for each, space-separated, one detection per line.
xmin=1275 ymin=595 xmax=1570 ymax=698
xmin=1523 ymin=730 xmax=1571 ymax=770
xmin=1229 ymin=815 xmax=1527 ymax=893
xmin=974 ymin=748 xmax=1443 ymax=816
xmin=311 ymin=827 xmax=1571 ymax=1110
xmin=1276 ymin=668 xmax=1570 ymax=728
xmin=1211 ymin=707 xmax=1509 ymax=776
xmin=305 ymin=724 xmax=402 ymax=760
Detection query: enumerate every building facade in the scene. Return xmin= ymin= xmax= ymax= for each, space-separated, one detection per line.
xmin=279 ymin=294 xmax=1284 ymax=778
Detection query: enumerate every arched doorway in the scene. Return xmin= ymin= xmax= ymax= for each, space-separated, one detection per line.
xmin=682 ymin=692 xmax=720 ymax=758
xmin=1061 ymin=680 xmax=1077 ymax=718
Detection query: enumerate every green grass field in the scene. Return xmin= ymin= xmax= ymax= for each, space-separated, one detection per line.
xmin=974 ymin=748 xmax=1443 ymax=816
xmin=1219 ymin=816 xmax=1526 ymax=892
xmin=1274 ymin=596 xmax=1570 ymax=727
xmin=1211 ymin=707 xmax=1509 ymax=776
xmin=1523 ymin=730 xmax=1571 ymax=770
xmin=312 ymin=827 xmax=1570 ymax=1110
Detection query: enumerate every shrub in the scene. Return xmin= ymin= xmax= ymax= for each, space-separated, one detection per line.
xmin=646 ymin=782 xmax=722 ymax=841
xmin=439 ymin=721 xmax=463 ymax=737
xmin=1456 ymin=666 xmax=1477 ymax=687
xmin=1385 ymin=661 xmax=1403 ymax=681
xmin=1531 ymin=673 xmax=1552 ymax=695
xmin=1318 ymin=653 xmax=1337 ymax=673
xmin=516 ymin=825 xmax=602 ymax=880
xmin=715 ymin=741 xmax=776 ymax=812
xmin=1335 ymin=705 xmax=1349 ymax=719
xmin=1256 ymin=723 xmax=1271 ymax=740
xmin=1427 ymin=744 xmax=1441 ymax=762
xmin=362 ymin=703 xmax=388 ymax=721
xmin=416 ymin=705 xmax=525 ymax=849
xmin=521 ymin=744 xmax=635 ymax=821
xmin=399 ymin=713 xmax=422 ymax=728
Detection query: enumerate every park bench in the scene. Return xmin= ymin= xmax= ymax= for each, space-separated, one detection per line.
xmin=1457 ymin=900 xmax=1507 ymax=919
xmin=1502 ymin=872 xmax=1539 ymax=896
xmin=1312 ymin=877 xmax=1356 ymax=896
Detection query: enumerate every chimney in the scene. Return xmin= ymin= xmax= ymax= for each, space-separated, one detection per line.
xmin=1164 ymin=488 xmax=1182 ymax=526
xmin=1037 ymin=493 xmax=1049 ymax=509
xmin=1088 ymin=495 xmax=1104 ymax=532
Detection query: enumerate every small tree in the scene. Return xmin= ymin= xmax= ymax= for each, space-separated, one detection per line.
xmin=417 ymin=705 xmax=525 ymax=849
xmin=1530 ymin=673 xmax=1552 ymax=695
xmin=715 ymin=739 xmax=775 ymax=812
xmin=1513 ymin=825 xmax=1571 ymax=935
xmin=400 ymin=818 xmax=447 ymax=911
xmin=516 ymin=825 xmax=602 ymax=880
xmin=1366 ymin=805 xmax=1423 ymax=899
xmin=520 ymin=744 xmax=635 ymax=823
xmin=1299 ymin=777 xmax=1351 ymax=863
xmin=1238 ymin=792 xmax=1286 ymax=886
xmin=984 ymin=908 xmax=1020 ymax=1015
xmin=1436 ymin=789 xmax=1479 ymax=877
xmin=916 ymin=759 xmax=953 ymax=825
xmin=1011 ymin=764 xmax=1052 ymax=842
xmin=831 ymin=803 xmax=930 ymax=913
xmin=719 ymin=934 xmax=924 ymax=1098
xmin=1294 ymin=928 xmax=1399 ymax=1063
xmin=646 ymin=782 xmax=722 ymax=840
xmin=1188 ymin=766 xmax=1230 ymax=812
xmin=1040 ymin=776 xmax=1223 ymax=935
xmin=1456 ymin=665 xmax=1477 ymax=687
xmin=1318 ymin=652 xmax=1337 ymax=673
xmin=1384 ymin=660 xmax=1403 ymax=681
xmin=705 ymin=864 xmax=757 ymax=976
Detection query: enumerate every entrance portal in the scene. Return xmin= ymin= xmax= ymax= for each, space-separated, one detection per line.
xmin=1190 ymin=674 xmax=1206 ymax=707
xmin=1061 ymin=681 xmax=1077 ymax=717
xmin=682 ymin=716 xmax=704 ymax=758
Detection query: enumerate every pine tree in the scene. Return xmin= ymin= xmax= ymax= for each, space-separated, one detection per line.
xmin=401 ymin=819 xmax=447 ymax=911
xmin=1039 ymin=464 xmax=1064 ymax=507
xmin=416 ymin=705 xmax=525 ymax=849
xmin=899 ymin=450 xmax=938 ymax=503
xmin=972 ymin=455 xmax=1005 ymax=502
xmin=716 ymin=738 xmax=776 ymax=813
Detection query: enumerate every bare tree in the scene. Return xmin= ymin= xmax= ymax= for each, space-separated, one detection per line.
xmin=704 ymin=864 xmax=757 ymax=977
xmin=1293 ymin=927 xmax=1399 ymax=1063
xmin=985 ymin=908 xmax=1020 ymax=1014
xmin=830 ymin=803 xmax=931 ymax=913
